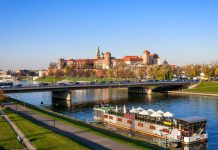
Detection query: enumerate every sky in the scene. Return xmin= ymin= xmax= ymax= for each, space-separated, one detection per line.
xmin=0 ymin=0 xmax=218 ymax=70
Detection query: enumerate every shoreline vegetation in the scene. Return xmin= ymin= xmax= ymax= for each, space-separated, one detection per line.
xmin=168 ymin=81 xmax=218 ymax=97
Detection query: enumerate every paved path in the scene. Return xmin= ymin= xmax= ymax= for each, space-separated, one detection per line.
xmin=0 ymin=107 xmax=36 ymax=150
xmin=6 ymin=104 xmax=136 ymax=150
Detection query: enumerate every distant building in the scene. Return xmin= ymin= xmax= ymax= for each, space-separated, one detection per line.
xmin=56 ymin=47 xmax=161 ymax=70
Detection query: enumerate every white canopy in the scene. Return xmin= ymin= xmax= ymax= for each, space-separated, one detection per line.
xmin=130 ymin=108 xmax=140 ymax=113
xmin=150 ymin=112 xmax=162 ymax=118
xmin=163 ymin=112 xmax=174 ymax=117
xmin=157 ymin=110 xmax=164 ymax=114
xmin=139 ymin=110 xmax=150 ymax=115
xmin=123 ymin=105 xmax=126 ymax=114
xmin=147 ymin=109 xmax=155 ymax=113
xmin=136 ymin=107 xmax=144 ymax=111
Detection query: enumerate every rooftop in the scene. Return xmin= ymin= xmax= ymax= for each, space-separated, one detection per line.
xmin=178 ymin=116 xmax=207 ymax=123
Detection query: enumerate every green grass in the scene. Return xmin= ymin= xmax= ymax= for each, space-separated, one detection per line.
xmin=184 ymin=81 xmax=218 ymax=94
xmin=0 ymin=109 xmax=24 ymax=150
xmin=35 ymin=76 xmax=134 ymax=83
xmin=4 ymin=109 xmax=90 ymax=150
xmin=8 ymin=100 xmax=158 ymax=150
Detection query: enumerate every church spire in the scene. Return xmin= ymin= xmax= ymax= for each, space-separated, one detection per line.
xmin=96 ymin=46 xmax=101 ymax=59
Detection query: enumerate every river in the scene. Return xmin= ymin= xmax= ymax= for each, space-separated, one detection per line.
xmin=8 ymin=80 xmax=218 ymax=150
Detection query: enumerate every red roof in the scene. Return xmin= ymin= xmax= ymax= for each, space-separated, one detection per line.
xmin=123 ymin=56 xmax=143 ymax=62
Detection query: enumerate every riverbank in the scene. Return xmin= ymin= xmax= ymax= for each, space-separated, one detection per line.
xmin=4 ymin=108 xmax=90 ymax=150
xmin=0 ymin=108 xmax=24 ymax=149
xmin=168 ymin=81 xmax=218 ymax=97
xmin=167 ymin=91 xmax=218 ymax=97
xmin=183 ymin=81 xmax=218 ymax=94
xmin=8 ymin=99 xmax=162 ymax=150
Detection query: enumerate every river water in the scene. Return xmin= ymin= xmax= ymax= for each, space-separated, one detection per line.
xmin=8 ymin=81 xmax=218 ymax=150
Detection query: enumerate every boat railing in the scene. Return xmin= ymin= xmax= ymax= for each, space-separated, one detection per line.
xmin=107 ymin=110 xmax=178 ymax=128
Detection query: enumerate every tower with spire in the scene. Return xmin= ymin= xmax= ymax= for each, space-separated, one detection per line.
xmin=96 ymin=46 xmax=101 ymax=59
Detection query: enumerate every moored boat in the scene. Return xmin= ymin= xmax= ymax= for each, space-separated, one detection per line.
xmin=93 ymin=104 xmax=208 ymax=147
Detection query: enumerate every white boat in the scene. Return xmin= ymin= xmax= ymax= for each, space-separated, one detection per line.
xmin=93 ymin=105 xmax=208 ymax=147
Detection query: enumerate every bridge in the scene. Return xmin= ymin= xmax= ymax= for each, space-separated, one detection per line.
xmin=2 ymin=81 xmax=197 ymax=101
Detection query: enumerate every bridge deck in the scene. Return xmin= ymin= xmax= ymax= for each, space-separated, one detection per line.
xmin=2 ymin=81 xmax=196 ymax=94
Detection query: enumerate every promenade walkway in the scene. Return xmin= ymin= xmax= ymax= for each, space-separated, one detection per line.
xmin=6 ymin=104 xmax=136 ymax=150
xmin=0 ymin=108 xmax=36 ymax=150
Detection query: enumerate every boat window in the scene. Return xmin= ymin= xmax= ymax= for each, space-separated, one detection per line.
xmin=127 ymin=120 xmax=132 ymax=124
xmin=109 ymin=116 xmax=113 ymax=120
xmin=138 ymin=122 xmax=143 ymax=127
xmin=117 ymin=118 xmax=122 ymax=122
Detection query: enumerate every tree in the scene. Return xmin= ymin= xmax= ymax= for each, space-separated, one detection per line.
xmin=215 ymin=68 xmax=218 ymax=77
xmin=54 ymin=69 xmax=64 ymax=78
xmin=202 ymin=65 xmax=211 ymax=78
xmin=64 ymin=66 xmax=76 ymax=77
xmin=135 ymin=66 xmax=147 ymax=79
xmin=47 ymin=69 xmax=55 ymax=76
xmin=0 ymin=90 xmax=7 ymax=106
xmin=182 ymin=65 xmax=198 ymax=78
xmin=48 ymin=62 xmax=58 ymax=69
xmin=146 ymin=66 xmax=158 ymax=79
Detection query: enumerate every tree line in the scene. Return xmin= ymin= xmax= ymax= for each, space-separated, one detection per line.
xmin=47 ymin=61 xmax=218 ymax=80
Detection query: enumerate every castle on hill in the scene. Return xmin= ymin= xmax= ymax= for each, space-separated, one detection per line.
xmin=58 ymin=47 xmax=161 ymax=69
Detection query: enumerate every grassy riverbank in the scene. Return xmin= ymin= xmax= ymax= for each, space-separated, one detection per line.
xmin=35 ymin=76 xmax=134 ymax=83
xmin=183 ymin=81 xmax=218 ymax=94
xmin=9 ymin=99 xmax=159 ymax=150
xmin=4 ymin=108 xmax=90 ymax=150
xmin=0 ymin=108 xmax=24 ymax=149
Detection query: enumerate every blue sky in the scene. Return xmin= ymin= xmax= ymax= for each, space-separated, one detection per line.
xmin=0 ymin=0 xmax=218 ymax=69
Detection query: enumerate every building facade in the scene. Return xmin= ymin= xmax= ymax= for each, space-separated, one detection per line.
xmin=57 ymin=47 xmax=161 ymax=69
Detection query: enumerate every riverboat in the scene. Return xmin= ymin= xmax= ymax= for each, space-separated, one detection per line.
xmin=93 ymin=104 xmax=208 ymax=147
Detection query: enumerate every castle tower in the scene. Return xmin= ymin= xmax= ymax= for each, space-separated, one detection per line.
xmin=142 ymin=50 xmax=150 ymax=65
xmin=104 ymin=51 xmax=111 ymax=69
xmin=96 ymin=46 xmax=101 ymax=59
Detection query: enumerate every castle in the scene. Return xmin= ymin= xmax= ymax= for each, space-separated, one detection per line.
xmin=58 ymin=47 xmax=160 ymax=69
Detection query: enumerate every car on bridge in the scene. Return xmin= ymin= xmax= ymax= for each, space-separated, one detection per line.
xmin=38 ymin=83 xmax=49 ymax=86
xmin=14 ymin=84 xmax=22 ymax=88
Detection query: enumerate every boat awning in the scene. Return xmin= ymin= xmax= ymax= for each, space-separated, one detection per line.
xmin=178 ymin=116 xmax=207 ymax=123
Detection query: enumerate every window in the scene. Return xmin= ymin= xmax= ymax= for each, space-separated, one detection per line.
xmin=138 ymin=122 xmax=143 ymax=127
xmin=127 ymin=120 xmax=132 ymax=124
xmin=109 ymin=116 xmax=113 ymax=120
xmin=117 ymin=118 xmax=122 ymax=122
xmin=104 ymin=115 xmax=108 ymax=118
xmin=163 ymin=128 xmax=170 ymax=133
xmin=150 ymin=125 xmax=156 ymax=130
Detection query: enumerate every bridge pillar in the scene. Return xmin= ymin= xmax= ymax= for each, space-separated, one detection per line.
xmin=51 ymin=90 xmax=71 ymax=101
xmin=128 ymin=87 xmax=152 ymax=94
